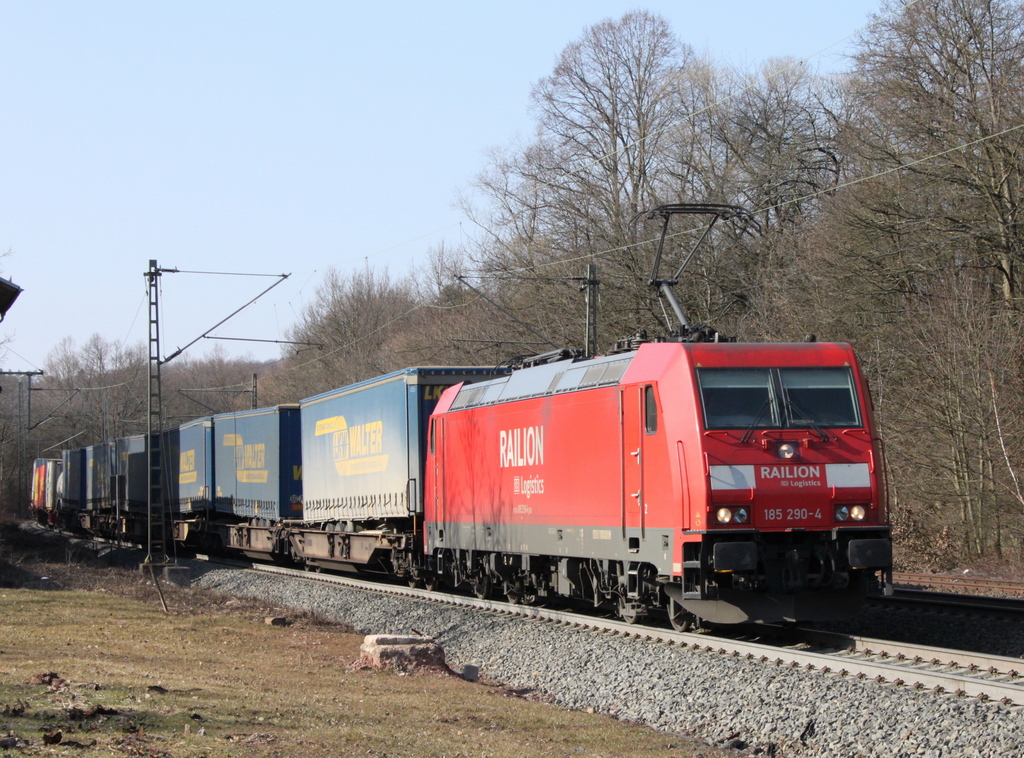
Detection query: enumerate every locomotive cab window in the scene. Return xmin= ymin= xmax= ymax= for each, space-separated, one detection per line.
xmin=644 ymin=385 xmax=658 ymax=434
xmin=698 ymin=368 xmax=777 ymax=429
xmin=779 ymin=368 xmax=860 ymax=428
xmin=698 ymin=367 xmax=861 ymax=430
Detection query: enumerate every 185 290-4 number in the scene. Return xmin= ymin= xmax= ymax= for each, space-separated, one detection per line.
xmin=764 ymin=508 xmax=822 ymax=521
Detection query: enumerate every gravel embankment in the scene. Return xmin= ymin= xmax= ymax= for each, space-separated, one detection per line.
xmin=192 ymin=567 xmax=1023 ymax=758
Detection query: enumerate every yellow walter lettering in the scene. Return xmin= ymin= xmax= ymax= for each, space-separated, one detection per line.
xmin=331 ymin=419 xmax=388 ymax=476
xmin=333 ymin=421 xmax=384 ymax=461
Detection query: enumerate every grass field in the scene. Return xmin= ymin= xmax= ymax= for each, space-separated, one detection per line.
xmin=0 ymin=525 xmax=729 ymax=757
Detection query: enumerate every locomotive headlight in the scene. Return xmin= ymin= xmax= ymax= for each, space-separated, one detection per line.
xmin=835 ymin=505 xmax=867 ymax=522
xmin=732 ymin=507 xmax=749 ymax=524
xmin=777 ymin=442 xmax=798 ymax=460
xmin=715 ymin=507 xmax=733 ymax=524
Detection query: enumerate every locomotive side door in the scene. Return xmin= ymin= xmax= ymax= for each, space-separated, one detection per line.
xmin=432 ymin=417 xmax=445 ymax=527
xmin=620 ymin=385 xmax=644 ymax=541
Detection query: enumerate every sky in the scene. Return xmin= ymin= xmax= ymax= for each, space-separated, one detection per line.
xmin=0 ymin=1 xmax=885 ymax=374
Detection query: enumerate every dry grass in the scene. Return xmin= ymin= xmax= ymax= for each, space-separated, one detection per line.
xmin=0 ymin=524 xmax=728 ymax=757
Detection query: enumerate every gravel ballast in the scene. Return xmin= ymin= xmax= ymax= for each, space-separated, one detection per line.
xmin=193 ymin=568 xmax=1024 ymax=758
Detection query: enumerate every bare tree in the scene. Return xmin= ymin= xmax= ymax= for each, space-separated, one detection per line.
xmin=280 ymin=266 xmax=420 ymax=398
xmin=846 ymin=0 xmax=1024 ymax=306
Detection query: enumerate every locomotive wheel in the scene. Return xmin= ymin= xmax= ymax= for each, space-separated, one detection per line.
xmin=472 ymin=574 xmax=492 ymax=600
xmin=505 ymin=582 xmax=537 ymax=605
xmin=668 ymin=598 xmax=697 ymax=632
xmin=423 ymin=575 xmax=440 ymax=593
xmin=407 ymin=575 xmax=424 ymax=589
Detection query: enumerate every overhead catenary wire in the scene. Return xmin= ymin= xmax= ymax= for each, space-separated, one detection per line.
xmin=492 ymin=118 xmax=1024 ymax=279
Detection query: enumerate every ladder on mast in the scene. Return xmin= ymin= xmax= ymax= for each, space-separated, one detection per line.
xmin=145 ymin=260 xmax=169 ymax=564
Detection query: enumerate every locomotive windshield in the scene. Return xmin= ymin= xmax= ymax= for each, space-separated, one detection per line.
xmin=697 ymin=367 xmax=861 ymax=430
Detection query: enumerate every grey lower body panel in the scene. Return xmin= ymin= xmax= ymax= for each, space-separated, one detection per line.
xmin=428 ymin=521 xmax=676 ymax=572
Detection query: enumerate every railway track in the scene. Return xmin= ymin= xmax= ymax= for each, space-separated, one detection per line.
xmin=872 ymin=587 xmax=1024 ymax=617
xmin=233 ymin=561 xmax=1024 ymax=707
xmin=893 ymin=570 xmax=1024 ymax=596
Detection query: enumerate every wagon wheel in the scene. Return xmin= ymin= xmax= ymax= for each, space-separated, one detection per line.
xmin=505 ymin=581 xmax=537 ymax=605
xmin=423 ymin=574 xmax=440 ymax=593
xmin=407 ymin=574 xmax=424 ymax=589
xmin=668 ymin=598 xmax=697 ymax=632
xmin=617 ymin=597 xmax=646 ymax=625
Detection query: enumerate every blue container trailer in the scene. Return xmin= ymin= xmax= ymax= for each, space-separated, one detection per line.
xmin=109 ymin=434 xmax=150 ymax=542
xmin=85 ymin=442 xmax=113 ymax=510
xmin=165 ymin=418 xmax=214 ymax=515
xmin=59 ymin=447 xmax=86 ymax=529
xmin=212 ymin=405 xmax=302 ymax=521
xmin=196 ymin=404 xmax=304 ymax=559
xmin=113 ymin=434 xmax=148 ymax=515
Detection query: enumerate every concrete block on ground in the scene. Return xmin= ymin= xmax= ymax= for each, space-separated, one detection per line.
xmin=163 ymin=566 xmax=191 ymax=587
xmin=359 ymin=634 xmax=447 ymax=671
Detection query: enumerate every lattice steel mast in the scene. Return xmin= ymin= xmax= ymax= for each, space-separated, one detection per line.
xmin=144 ymin=260 xmax=170 ymax=564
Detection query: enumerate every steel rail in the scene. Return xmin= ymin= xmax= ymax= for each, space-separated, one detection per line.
xmin=871 ymin=588 xmax=1024 ymax=617
xmin=894 ymin=571 xmax=1024 ymax=595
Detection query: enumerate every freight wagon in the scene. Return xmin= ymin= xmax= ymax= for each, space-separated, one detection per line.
xmin=182 ymin=404 xmax=303 ymax=559
xmin=30 ymin=458 xmax=62 ymax=525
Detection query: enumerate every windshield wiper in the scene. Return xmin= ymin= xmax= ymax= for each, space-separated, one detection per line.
xmin=740 ymin=397 xmax=774 ymax=443
xmin=783 ymin=394 xmax=831 ymax=442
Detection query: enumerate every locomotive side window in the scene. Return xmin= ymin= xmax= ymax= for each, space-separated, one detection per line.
xmin=644 ymin=385 xmax=658 ymax=434
xmin=698 ymin=369 xmax=777 ymax=429
xmin=780 ymin=368 xmax=860 ymax=428
xmin=698 ymin=367 xmax=862 ymax=430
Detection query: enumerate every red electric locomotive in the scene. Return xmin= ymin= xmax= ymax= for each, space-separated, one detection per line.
xmin=422 ymin=205 xmax=892 ymax=627
xmin=424 ymin=340 xmax=891 ymax=627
